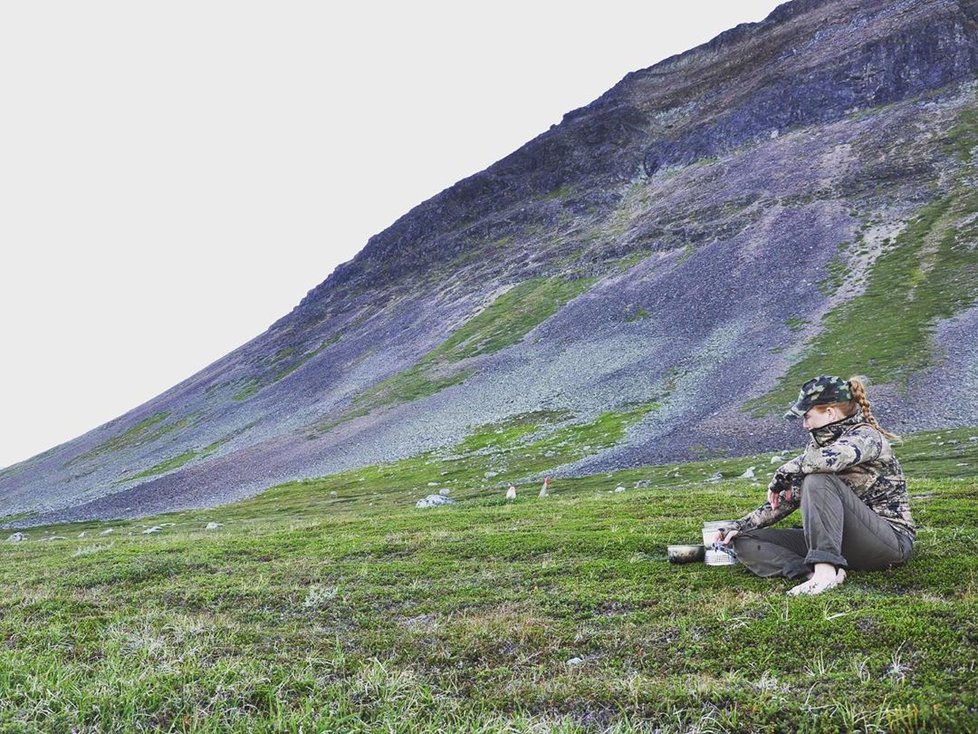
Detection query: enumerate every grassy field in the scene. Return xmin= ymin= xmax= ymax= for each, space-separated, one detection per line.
xmin=2 ymin=427 xmax=978 ymax=732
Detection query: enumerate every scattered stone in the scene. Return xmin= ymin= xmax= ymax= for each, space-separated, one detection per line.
xmin=634 ymin=480 xmax=651 ymax=488
xmin=969 ymin=436 xmax=978 ymax=442
xmin=614 ymin=485 xmax=626 ymax=493
xmin=506 ymin=485 xmax=517 ymax=500
xmin=99 ymin=528 xmax=115 ymax=536
xmin=329 ymin=491 xmax=338 ymax=497
xmin=770 ymin=456 xmax=784 ymax=464
xmin=6 ymin=532 xmax=26 ymax=543
xmin=739 ymin=466 xmax=757 ymax=480
xmin=78 ymin=531 xmax=88 ymax=538
xmin=566 ymin=656 xmax=585 ymax=667
xmin=46 ymin=535 xmax=68 ymax=541
xmin=142 ymin=526 xmax=162 ymax=534
xmin=438 ymin=488 xmax=451 ymax=496
xmin=706 ymin=472 xmax=723 ymax=482
xmin=427 ymin=481 xmax=439 ymax=487
xmin=416 ymin=494 xmax=455 ymax=509
xmin=485 ymin=471 xmax=499 ymax=479
xmin=956 ymin=463 xmax=969 ymax=467
xmin=205 ymin=522 xmax=223 ymax=530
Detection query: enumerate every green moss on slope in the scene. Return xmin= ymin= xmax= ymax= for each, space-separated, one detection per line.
xmin=747 ymin=104 xmax=978 ymax=416
xmin=315 ymin=277 xmax=596 ymax=431
xmin=233 ymin=334 xmax=343 ymax=401
xmin=65 ymin=412 xmax=196 ymax=468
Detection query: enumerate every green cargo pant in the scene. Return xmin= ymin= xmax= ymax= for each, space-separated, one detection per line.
xmin=732 ymin=473 xmax=913 ymax=579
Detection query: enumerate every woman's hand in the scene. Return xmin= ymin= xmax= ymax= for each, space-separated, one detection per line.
xmin=714 ymin=527 xmax=739 ymax=546
xmin=767 ymin=486 xmax=794 ymax=509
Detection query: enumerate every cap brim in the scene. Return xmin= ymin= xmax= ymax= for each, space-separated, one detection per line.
xmin=783 ymin=404 xmax=805 ymax=420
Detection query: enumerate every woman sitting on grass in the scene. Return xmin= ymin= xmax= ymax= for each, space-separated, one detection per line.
xmin=715 ymin=375 xmax=915 ymax=596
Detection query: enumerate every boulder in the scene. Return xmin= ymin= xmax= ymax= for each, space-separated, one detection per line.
xmin=416 ymin=494 xmax=455 ymax=509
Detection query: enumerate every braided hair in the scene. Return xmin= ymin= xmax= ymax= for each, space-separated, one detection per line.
xmin=847 ymin=375 xmax=901 ymax=442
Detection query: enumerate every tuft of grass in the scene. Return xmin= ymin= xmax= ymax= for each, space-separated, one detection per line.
xmin=817 ymin=253 xmax=850 ymax=296
xmin=625 ymin=307 xmax=652 ymax=323
xmin=785 ymin=316 xmax=809 ymax=332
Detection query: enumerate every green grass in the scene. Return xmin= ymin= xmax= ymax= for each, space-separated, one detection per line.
xmin=4 ymin=421 xmax=978 ymax=731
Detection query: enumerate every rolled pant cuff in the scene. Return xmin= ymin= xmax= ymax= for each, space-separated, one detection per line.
xmin=805 ymin=549 xmax=848 ymax=569
xmin=783 ymin=559 xmax=812 ymax=579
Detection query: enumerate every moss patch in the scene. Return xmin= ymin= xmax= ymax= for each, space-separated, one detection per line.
xmin=234 ymin=334 xmax=343 ymax=402
xmin=120 ymin=438 xmax=231 ymax=483
xmin=313 ymin=277 xmax=596 ymax=434
xmin=746 ymin=104 xmax=978 ymax=416
xmin=65 ymin=412 xmax=196 ymax=468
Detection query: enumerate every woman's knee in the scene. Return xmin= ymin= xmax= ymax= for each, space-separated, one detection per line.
xmin=802 ymin=473 xmax=840 ymax=492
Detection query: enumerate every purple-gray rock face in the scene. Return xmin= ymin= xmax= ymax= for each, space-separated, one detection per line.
xmin=4 ymin=0 xmax=978 ymax=526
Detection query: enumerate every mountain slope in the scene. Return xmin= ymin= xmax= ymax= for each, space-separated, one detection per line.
xmin=5 ymin=0 xmax=978 ymax=527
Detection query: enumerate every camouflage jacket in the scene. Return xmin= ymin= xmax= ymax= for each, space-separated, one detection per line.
xmin=735 ymin=409 xmax=915 ymax=541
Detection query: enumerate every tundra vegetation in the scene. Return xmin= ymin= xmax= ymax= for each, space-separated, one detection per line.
xmin=2 ymin=421 xmax=976 ymax=732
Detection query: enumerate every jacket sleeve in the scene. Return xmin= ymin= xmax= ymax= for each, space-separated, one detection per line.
xmin=798 ymin=426 xmax=883 ymax=473
xmin=734 ymin=454 xmax=804 ymax=533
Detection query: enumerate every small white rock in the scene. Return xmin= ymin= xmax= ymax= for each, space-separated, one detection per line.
xmin=205 ymin=522 xmax=223 ymax=530
xmin=142 ymin=526 xmax=162 ymax=535
xmin=739 ymin=466 xmax=756 ymax=480
xmin=438 ymin=488 xmax=451 ymax=496
xmin=567 ymin=657 xmax=584 ymax=666
xmin=99 ymin=528 xmax=115 ymax=536
xmin=78 ymin=531 xmax=88 ymax=538
xmin=6 ymin=532 xmax=26 ymax=543
xmin=614 ymin=485 xmax=626 ymax=493
xmin=416 ymin=494 xmax=455 ymax=509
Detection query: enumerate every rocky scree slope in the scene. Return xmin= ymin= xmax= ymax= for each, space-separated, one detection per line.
xmin=4 ymin=0 xmax=978 ymax=526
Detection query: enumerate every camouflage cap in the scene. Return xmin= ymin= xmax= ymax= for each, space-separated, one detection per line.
xmin=783 ymin=375 xmax=852 ymax=420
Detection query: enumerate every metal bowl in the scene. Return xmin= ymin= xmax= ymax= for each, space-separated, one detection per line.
xmin=667 ymin=544 xmax=706 ymax=564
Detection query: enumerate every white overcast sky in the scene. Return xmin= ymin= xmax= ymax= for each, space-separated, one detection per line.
xmin=0 ymin=1 xmax=784 ymax=469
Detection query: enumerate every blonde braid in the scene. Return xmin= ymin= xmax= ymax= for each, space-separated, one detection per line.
xmin=848 ymin=375 xmax=901 ymax=443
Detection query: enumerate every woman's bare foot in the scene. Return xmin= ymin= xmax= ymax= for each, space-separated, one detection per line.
xmin=789 ymin=567 xmax=847 ymax=596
